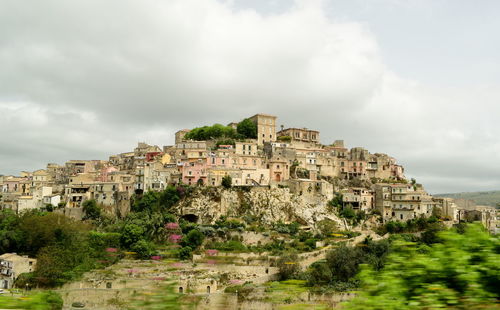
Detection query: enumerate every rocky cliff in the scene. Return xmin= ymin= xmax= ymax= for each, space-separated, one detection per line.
xmin=175 ymin=187 xmax=343 ymax=228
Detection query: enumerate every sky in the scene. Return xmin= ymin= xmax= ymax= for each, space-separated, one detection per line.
xmin=1 ymin=0 xmax=499 ymax=194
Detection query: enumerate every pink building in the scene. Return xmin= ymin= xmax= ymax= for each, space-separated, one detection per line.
xmin=181 ymin=160 xmax=207 ymax=185
xmin=99 ymin=166 xmax=118 ymax=182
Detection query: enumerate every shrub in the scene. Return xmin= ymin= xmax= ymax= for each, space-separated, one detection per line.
xmin=178 ymin=246 xmax=193 ymax=260
xmin=181 ymin=229 xmax=204 ymax=249
xmin=221 ymin=175 xmax=232 ymax=189
xmin=276 ymin=253 xmax=300 ymax=280
xmin=82 ymin=200 xmax=102 ymax=221
xmin=131 ymin=240 xmax=157 ymax=259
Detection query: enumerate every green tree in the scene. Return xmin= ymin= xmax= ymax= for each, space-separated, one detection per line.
xmin=185 ymin=124 xmax=237 ymax=141
xmin=120 ymin=223 xmax=145 ymax=247
xmin=182 ymin=229 xmax=204 ymax=249
xmin=0 ymin=209 xmax=23 ymax=253
xmin=221 ymin=175 xmax=232 ymax=189
xmin=277 ymin=253 xmax=300 ymax=280
xmin=326 ymin=244 xmax=362 ymax=283
xmin=178 ymin=246 xmax=193 ymax=260
xmin=236 ymin=118 xmax=257 ymax=139
xmin=345 ymin=224 xmax=500 ymax=309
xmin=307 ymin=261 xmax=332 ymax=286
xmin=82 ymin=199 xmax=102 ymax=221
xmin=131 ymin=239 xmax=157 ymax=259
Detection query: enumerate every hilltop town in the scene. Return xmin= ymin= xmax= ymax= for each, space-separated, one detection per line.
xmin=0 ymin=113 xmax=498 ymax=309
xmin=1 ymin=113 xmax=496 ymax=229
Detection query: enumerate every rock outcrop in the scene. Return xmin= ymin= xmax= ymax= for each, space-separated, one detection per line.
xmin=175 ymin=187 xmax=342 ymax=228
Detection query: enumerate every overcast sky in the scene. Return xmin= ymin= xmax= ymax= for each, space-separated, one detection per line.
xmin=1 ymin=0 xmax=499 ymax=194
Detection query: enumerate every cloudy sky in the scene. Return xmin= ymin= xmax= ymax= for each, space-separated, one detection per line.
xmin=1 ymin=0 xmax=499 ymax=193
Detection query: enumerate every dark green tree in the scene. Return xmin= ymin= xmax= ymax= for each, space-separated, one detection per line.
xmin=221 ymin=175 xmax=232 ymax=189
xmin=82 ymin=199 xmax=102 ymax=221
xmin=276 ymin=253 xmax=300 ymax=280
xmin=131 ymin=239 xmax=157 ymax=259
xmin=181 ymin=229 xmax=204 ymax=249
xmin=236 ymin=118 xmax=257 ymax=139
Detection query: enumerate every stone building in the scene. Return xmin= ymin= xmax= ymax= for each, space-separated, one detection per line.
xmin=0 ymin=253 xmax=36 ymax=289
xmin=249 ymin=114 xmax=277 ymax=145
xmin=277 ymin=127 xmax=320 ymax=144
xmin=374 ymin=183 xmax=436 ymax=223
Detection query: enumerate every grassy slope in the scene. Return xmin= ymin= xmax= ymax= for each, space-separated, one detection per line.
xmin=437 ymin=190 xmax=500 ymax=207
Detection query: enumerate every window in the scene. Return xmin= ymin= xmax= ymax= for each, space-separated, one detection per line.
xmin=221 ymin=159 xmax=225 ymax=164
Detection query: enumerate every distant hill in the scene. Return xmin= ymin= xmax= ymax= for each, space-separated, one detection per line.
xmin=437 ymin=191 xmax=500 ymax=208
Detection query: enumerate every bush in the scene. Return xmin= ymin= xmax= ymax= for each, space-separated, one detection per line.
xmin=277 ymin=253 xmax=300 ymax=280
xmin=120 ymin=223 xmax=145 ymax=247
xmin=181 ymin=229 xmax=204 ymax=249
xmin=274 ymin=222 xmax=300 ymax=235
xmin=221 ymin=175 xmax=232 ymax=189
xmin=304 ymin=238 xmax=317 ymax=250
xmin=131 ymin=240 xmax=157 ymax=259
xmin=178 ymin=246 xmax=192 ymax=260
xmin=82 ymin=200 xmax=102 ymax=221
xmin=316 ymin=219 xmax=338 ymax=238
xmin=305 ymin=239 xmax=390 ymax=290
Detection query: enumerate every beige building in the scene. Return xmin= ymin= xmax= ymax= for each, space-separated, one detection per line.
xmin=0 ymin=253 xmax=36 ymax=289
xmin=374 ymin=183 xmax=436 ymax=222
xmin=175 ymin=129 xmax=191 ymax=144
xmin=342 ymin=188 xmax=374 ymax=211
xmin=277 ymin=127 xmax=320 ymax=144
xmin=249 ymin=114 xmax=277 ymax=145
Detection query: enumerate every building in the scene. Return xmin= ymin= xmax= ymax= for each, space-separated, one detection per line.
xmin=374 ymin=183 xmax=436 ymax=223
xmin=175 ymin=129 xmax=191 ymax=144
xmin=277 ymin=127 xmax=320 ymax=144
xmin=342 ymin=188 xmax=374 ymax=211
xmin=0 ymin=253 xmax=36 ymax=289
xmin=249 ymin=114 xmax=277 ymax=145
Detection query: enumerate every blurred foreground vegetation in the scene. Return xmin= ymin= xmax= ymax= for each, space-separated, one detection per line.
xmin=345 ymin=223 xmax=499 ymax=309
